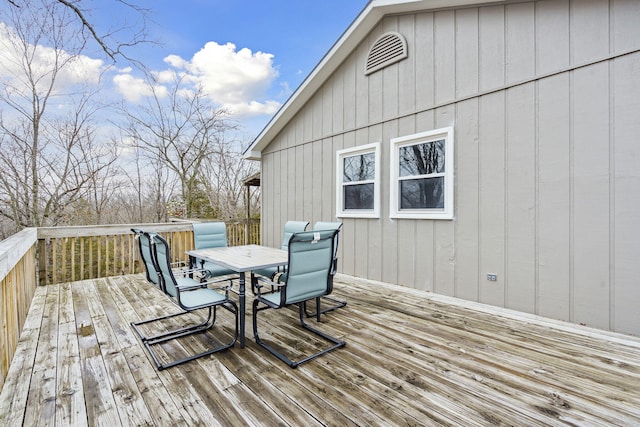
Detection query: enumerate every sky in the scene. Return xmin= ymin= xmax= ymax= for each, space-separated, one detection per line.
xmin=0 ymin=0 xmax=368 ymax=146
xmin=92 ymin=0 xmax=369 ymax=141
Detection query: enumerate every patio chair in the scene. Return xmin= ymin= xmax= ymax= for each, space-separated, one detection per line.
xmin=132 ymin=228 xmax=191 ymax=289
xmin=252 ymin=220 xmax=309 ymax=281
xmin=131 ymin=228 xmax=160 ymax=288
xmin=191 ymin=222 xmax=237 ymax=279
xmin=252 ymin=229 xmax=346 ymax=368
xmin=303 ymin=221 xmax=347 ymax=319
xmin=131 ymin=232 xmax=238 ymax=370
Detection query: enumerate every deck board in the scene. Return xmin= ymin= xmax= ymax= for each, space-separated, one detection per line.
xmin=1 ymin=273 xmax=640 ymax=426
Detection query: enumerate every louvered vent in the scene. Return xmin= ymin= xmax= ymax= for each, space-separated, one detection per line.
xmin=365 ymin=31 xmax=408 ymax=75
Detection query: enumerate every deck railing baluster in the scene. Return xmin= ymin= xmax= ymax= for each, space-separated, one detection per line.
xmin=35 ymin=220 xmax=260 ymax=286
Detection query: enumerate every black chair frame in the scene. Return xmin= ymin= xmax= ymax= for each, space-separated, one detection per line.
xmin=252 ymin=230 xmax=346 ymax=368
xmin=303 ymin=222 xmax=347 ymax=318
xmin=253 ymin=296 xmax=345 ymax=368
xmin=130 ymin=232 xmax=238 ymax=370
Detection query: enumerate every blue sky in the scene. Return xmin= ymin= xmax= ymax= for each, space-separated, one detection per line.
xmin=0 ymin=1 xmax=368 ymax=145
xmin=95 ymin=0 xmax=369 ymax=140
xmin=135 ymin=1 xmax=365 ymax=80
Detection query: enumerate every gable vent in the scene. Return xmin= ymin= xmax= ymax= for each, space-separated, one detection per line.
xmin=365 ymin=31 xmax=408 ymax=75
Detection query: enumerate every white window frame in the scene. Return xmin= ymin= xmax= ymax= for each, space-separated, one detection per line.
xmin=336 ymin=142 xmax=381 ymax=219
xmin=390 ymin=127 xmax=454 ymax=220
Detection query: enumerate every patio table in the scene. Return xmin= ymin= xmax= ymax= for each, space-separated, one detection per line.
xmin=186 ymin=244 xmax=288 ymax=348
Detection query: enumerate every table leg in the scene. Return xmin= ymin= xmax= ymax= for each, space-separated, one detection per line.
xmin=238 ymin=271 xmax=246 ymax=348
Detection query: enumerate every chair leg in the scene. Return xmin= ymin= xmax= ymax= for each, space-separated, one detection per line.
xmin=131 ymin=307 xmax=214 ymax=344
xmin=303 ymin=296 xmax=347 ymax=319
xmin=253 ymin=299 xmax=345 ymax=368
xmin=132 ymin=302 xmax=238 ymax=370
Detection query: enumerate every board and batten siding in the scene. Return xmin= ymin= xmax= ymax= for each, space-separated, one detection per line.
xmin=259 ymin=0 xmax=640 ymax=335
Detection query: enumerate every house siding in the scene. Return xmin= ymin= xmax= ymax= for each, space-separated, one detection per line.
xmin=259 ymin=0 xmax=640 ymax=335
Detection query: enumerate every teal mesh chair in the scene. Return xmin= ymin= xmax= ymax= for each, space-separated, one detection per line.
xmin=132 ymin=228 xmax=191 ymax=289
xmin=303 ymin=221 xmax=346 ymax=319
xmin=252 ymin=230 xmax=346 ymax=368
xmin=191 ymin=222 xmax=237 ymax=278
xmin=131 ymin=228 xmax=160 ymax=288
xmin=252 ymin=220 xmax=309 ymax=280
xmin=131 ymin=232 xmax=238 ymax=370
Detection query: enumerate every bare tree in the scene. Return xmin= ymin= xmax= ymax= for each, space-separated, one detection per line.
xmin=121 ymin=74 xmax=237 ymax=219
xmin=200 ymin=138 xmax=259 ymax=219
xmin=119 ymin=145 xmax=176 ymax=223
xmin=0 ymin=0 xmax=119 ymax=233
xmin=5 ymin=0 xmax=151 ymax=64
xmin=83 ymin=144 xmax=125 ymax=224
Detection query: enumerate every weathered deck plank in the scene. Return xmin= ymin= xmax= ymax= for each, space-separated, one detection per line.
xmin=0 ymin=286 xmax=46 ymax=426
xmin=23 ymin=284 xmax=59 ymax=427
xmin=56 ymin=282 xmax=87 ymax=426
xmin=2 ymin=273 xmax=640 ymax=426
xmin=72 ymin=280 xmax=122 ymax=426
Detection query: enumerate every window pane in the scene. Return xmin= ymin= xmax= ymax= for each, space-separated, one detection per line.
xmin=343 ymin=152 xmax=375 ymax=182
xmin=400 ymin=177 xmax=444 ymax=209
xmin=399 ymin=139 xmax=445 ymax=177
xmin=344 ymin=183 xmax=374 ymax=209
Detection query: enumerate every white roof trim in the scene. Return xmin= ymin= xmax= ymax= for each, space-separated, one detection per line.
xmin=244 ymin=0 xmax=507 ymax=160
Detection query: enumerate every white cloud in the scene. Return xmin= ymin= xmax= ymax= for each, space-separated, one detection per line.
xmin=112 ymin=72 xmax=168 ymax=102
xmin=164 ymin=54 xmax=186 ymax=69
xmin=0 ymin=22 xmax=103 ymax=94
xmin=184 ymin=42 xmax=278 ymax=104
xmin=0 ymin=22 xmax=281 ymax=121
xmin=113 ymin=40 xmax=281 ymax=118
xmin=226 ymin=99 xmax=281 ymax=117
xmin=153 ymin=69 xmax=178 ymax=84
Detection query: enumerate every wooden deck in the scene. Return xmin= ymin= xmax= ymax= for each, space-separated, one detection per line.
xmin=1 ymin=274 xmax=639 ymax=426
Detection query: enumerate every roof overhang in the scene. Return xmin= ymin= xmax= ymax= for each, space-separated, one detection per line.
xmin=244 ymin=0 xmax=507 ymax=160
xmin=242 ymin=172 xmax=261 ymax=187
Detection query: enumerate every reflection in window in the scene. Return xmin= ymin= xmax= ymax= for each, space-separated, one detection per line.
xmin=336 ymin=143 xmax=380 ymax=218
xmin=399 ymin=140 xmax=445 ymax=176
xmin=345 ymin=183 xmax=374 ymax=209
xmin=400 ymin=177 xmax=444 ymax=209
xmin=344 ymin=152 xmax=375 ymax=182
xmin=390 ymin=127 xmax=454 ymax=219
xmin=398 ymin=140 xmax=445 ymax=209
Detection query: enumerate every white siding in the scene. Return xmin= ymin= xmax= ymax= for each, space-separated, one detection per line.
xmin=259 ymin=0 xmax=640 ymax=335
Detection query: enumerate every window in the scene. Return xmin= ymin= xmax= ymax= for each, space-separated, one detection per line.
xmin=390 ymin=127 xmax=454 ymax=219
xmin=336 ymin=143 xmax=380 ymax=218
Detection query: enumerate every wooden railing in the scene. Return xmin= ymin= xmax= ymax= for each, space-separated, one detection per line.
xmin=0 ymin=228 xmax=38 ymax=391
xmin=37 ymin=220 xmax=260 ymax=286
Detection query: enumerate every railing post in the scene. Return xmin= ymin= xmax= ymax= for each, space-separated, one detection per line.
xmin=38 ymin=238 xmax=47 ymax=286
xmin=246 ymin=185 xmax=250 ymax=245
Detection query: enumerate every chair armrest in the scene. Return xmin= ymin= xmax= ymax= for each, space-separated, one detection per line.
xmin=171 ymin=260 xmax=187 ymax=268
xmin=175 ymin=276 xmax=234 ymax=300
xmin=201 ymin=275 xmax=237 ymax=290
xmin=174 ymin=267 xmax=204 ymax=276
xmin=175 ymin=281 xmax=208 ymax=292
xmin=251 ymin=274 xmax=284 ymax=296
xmin=330 ymin=257 xmax=338 ymax=275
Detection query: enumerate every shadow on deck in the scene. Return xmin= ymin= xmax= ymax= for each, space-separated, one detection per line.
xmin=1 ymin=274 xmax=639 ymax=426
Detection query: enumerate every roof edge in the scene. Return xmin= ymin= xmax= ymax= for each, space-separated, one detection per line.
xmin=244 ymin=0 xmax=507 ymax=160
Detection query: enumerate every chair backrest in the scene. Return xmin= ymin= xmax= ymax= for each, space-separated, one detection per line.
xmin=193 ymin=222 xmax=228 ymax=249
xmin=131 ymin=228 xmax=160 ymax=287
xmin=312 ymin=221 xmax=343 ymax=232
xmin=281 ymin=221 xmax=309 ymax=250
xmin=312 ymin=221 xmax=343 ymax=262
xmin=150 ymin=233 xmax=179 ymax=298
xmin=282 ymin=230 xmax=338 ymax=306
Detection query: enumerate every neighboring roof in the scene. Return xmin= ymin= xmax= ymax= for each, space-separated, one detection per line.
xmin=244 ymin=0 xmax=506 ymax=160
xmin=242 ymin=172 xmax=261 ymax=187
